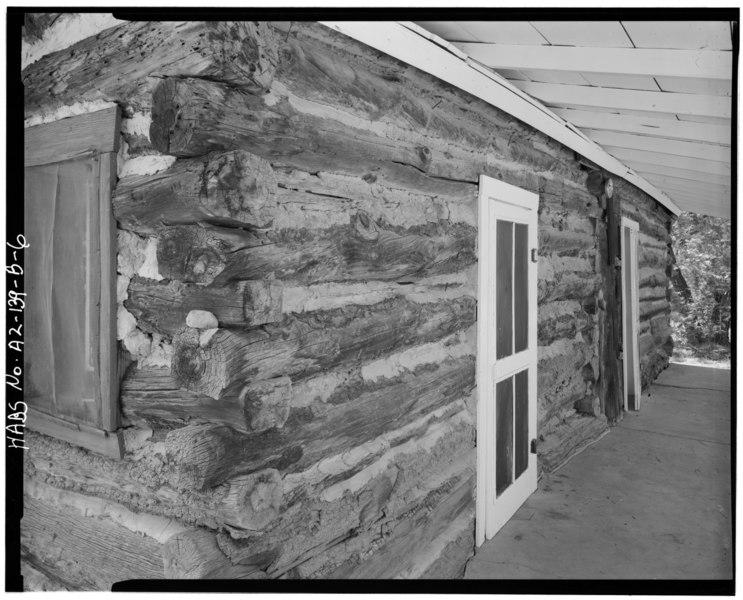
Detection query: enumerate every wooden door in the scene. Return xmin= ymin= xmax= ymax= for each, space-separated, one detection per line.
xmin=621 ymin=218 xmax=641 ymax=411
xmin=476 ymin=175 xmax=539 ymax=545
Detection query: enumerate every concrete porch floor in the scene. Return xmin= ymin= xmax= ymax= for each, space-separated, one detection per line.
xmin=465 ymin=363 xmax=733 ymax=580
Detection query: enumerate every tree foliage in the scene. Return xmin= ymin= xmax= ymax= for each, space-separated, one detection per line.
xmin=670 ymin=212 xmax=731 ymax=350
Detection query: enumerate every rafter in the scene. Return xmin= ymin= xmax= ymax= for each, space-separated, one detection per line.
xmin=455 ymin=43 xmax=733 ymax=80
xmin=513 ymin=81 xmax=731 ymax=119
xmin=605 ymin=147 xmax=732 ymax=177
xmin=587 ymin=131 xmax=730 ymax=163
xmin=644 ymin=176 xmax=731 ymax=198
xmin=623 ymin=161 xmax=731 ymax=186
xmin=553 ymin=109 xmax=731 ymax=145
xmin=668 ymin=197 xmax=730 ymax=218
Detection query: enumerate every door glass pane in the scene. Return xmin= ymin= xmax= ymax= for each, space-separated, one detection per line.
xmin=496 ymin=220 xmax=513 ymax=359
xmin=515 ymin=369 xmax=529 ymax=479
xmin=496 ymin=376 xmax=514 ymax=497
xmin=514 ymin=223 xmax=528 ymax=353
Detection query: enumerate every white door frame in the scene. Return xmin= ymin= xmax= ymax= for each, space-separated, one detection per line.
xmin=621 ymin=217 xmax=641 ymax=411
xmin=476 ymin=175 xmax=539 ymax=547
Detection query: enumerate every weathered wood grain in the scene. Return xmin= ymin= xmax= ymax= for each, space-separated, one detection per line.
xmin=113 ymin=150 xmax=278 ymax=232
xmin=25 ymin=437 xmax=284 ymax=531
xmin=121 ymin=365 xmax=292 ymax=433
xmin=25 ymin=106 xmax=120 ymax=167
xmin=155 ymin=224 xmax=270 ymax=285
xmin=537 ymin=300 xmax=593 ymax=346
xmin=21 ymin=556 xmax=75 ymax=591
xmin=125 ymin=277 xmax=282 ymax=337
xmin=23 ymin=21 xmax=279 ymax=117
xmin=21 ymin=494 xmax=164 ymax=589
xmin=148 ymin=75 xmax=573 ymax=185
xmin=171 ymin=295 xmax=475 ymax=399
xmin=275 ymin=22 xmax=585 ymax=183
xmin=538 ymin=414 xmax=609 ymax=474
xmin=162 ymin=529 xmax=266 ymax=579
xmin=150 ymin=217 xmax=474 ymax=287
xmin=330 ymin=473 xmax=474 ymax=578
xmin=164 ymin=356 xmax=476 ymax=489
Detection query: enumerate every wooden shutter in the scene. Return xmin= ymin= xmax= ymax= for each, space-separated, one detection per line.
xmin=24 ymin=107 xmax=123 ymax=458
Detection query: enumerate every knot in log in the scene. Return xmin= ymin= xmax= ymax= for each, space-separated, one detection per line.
xmin=172 ymin=327 xmax=224 ymax=397
xmin=352 ymin=211 xmax=380 ymax=241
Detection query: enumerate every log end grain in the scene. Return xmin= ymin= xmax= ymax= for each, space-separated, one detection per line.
xmin=219 ymin=468 xmax=283 ymax=531
xmin=239 ymin=376 xmax=293 ymax=432
xmin=150 ymin=78 xmax=199 ymax=156
xmin=243 ymin=280 xmax=284 ymax=326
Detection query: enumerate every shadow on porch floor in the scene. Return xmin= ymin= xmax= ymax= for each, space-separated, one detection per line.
xmin=465 ymin=363 xmax=732 ymax=580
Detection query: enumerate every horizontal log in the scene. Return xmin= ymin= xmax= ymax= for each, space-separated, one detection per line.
xmin=639 ymin=268 xmax=667 ymax=289
xmin=639 ymin=285 xmax=668 ymax=303
xmin=330 ymin=473 xmax=474 ymax=578
xmin=538 ymin=273 xmax=599 ymax=304
xmin=113 ymin=150 xmax=278 ymax=232
xmin=284 ymin=271 xmax=473 ymax=316
xmin=638 ymin=246 xmax=669 ymax=269
xmin=538 ymin=414 xmax=608 ymax=474
xmin=121 ymin=366 xmax=292 ymax=434
xmin=26 ymin=435 xmax=284 ymax=530
xmin=637 ymin=231 xmax=668 ymax=252
xmin=619 ymin=199 xmax=671 ymax=239
xmin=149 ymin=73 xmax=578 ymax=185
xmin=21 ymin=492 xmax=164 ymax=590
xmin=126 ymin=278 xmax=246 ymax=336
xmin=214 ymin=219 xmax=476 ymax=286
xmin=219 ymin=415 xmax=474 ymax=575
xmin=277 ymin=22 xmax=590 ymax=183
xmin=415 ymin=515 xmax=474 ymax=579
xmin=21 ymin=557 xmax=74 ymax=592
xmin=171 ymin=295 xmax=475 ymax=399
xmin=272 ymin=162 xmax=477 ymax=230
xmin=539 ymin=226 xmax=595 ymax=255
xmin=538 ymin=339 xmax=596 ymax=426
xmin=155 ymin=224 xmax=270 ymax=285
xmin=640 ymin=299 xmax=669 ymax=320
xmin=23 ymin=20 xmax=279 ymax=117
xmin=162 ymin=529 xmax=266 ymax=579
xmin=537 ymin=300 xmax=593 ymax=346
xmin=125 ymin=277 xmax=284 ymax=337
xmin=164 ymin=355 xmax=476 ymax=489
xmin=151 ymin=216 xmax=475 ymax=287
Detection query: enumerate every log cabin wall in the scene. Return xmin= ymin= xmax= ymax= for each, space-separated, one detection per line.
xmin=21 ymin=19 xmax=673 ymax=587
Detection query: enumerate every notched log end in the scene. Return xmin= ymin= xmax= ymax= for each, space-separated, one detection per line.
xmin=204 ymin=150 xmax=278 ymax=228
xmin=211 ymin=21 xmax=280 ymax=92
xmin=220 ymin=468 xmax=283 ymax=531
xmin=165 ymin=423 xmax=234 ymax=491
xmin=157 ymin=226 xmax=226 ymax=285
xmin=238 ymin=376 xmax=293 ymax=432
xmin=151 ymin=78 xmax=196 ymax=156
xmin=243 ymin=280 xmax=284 ymax=326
